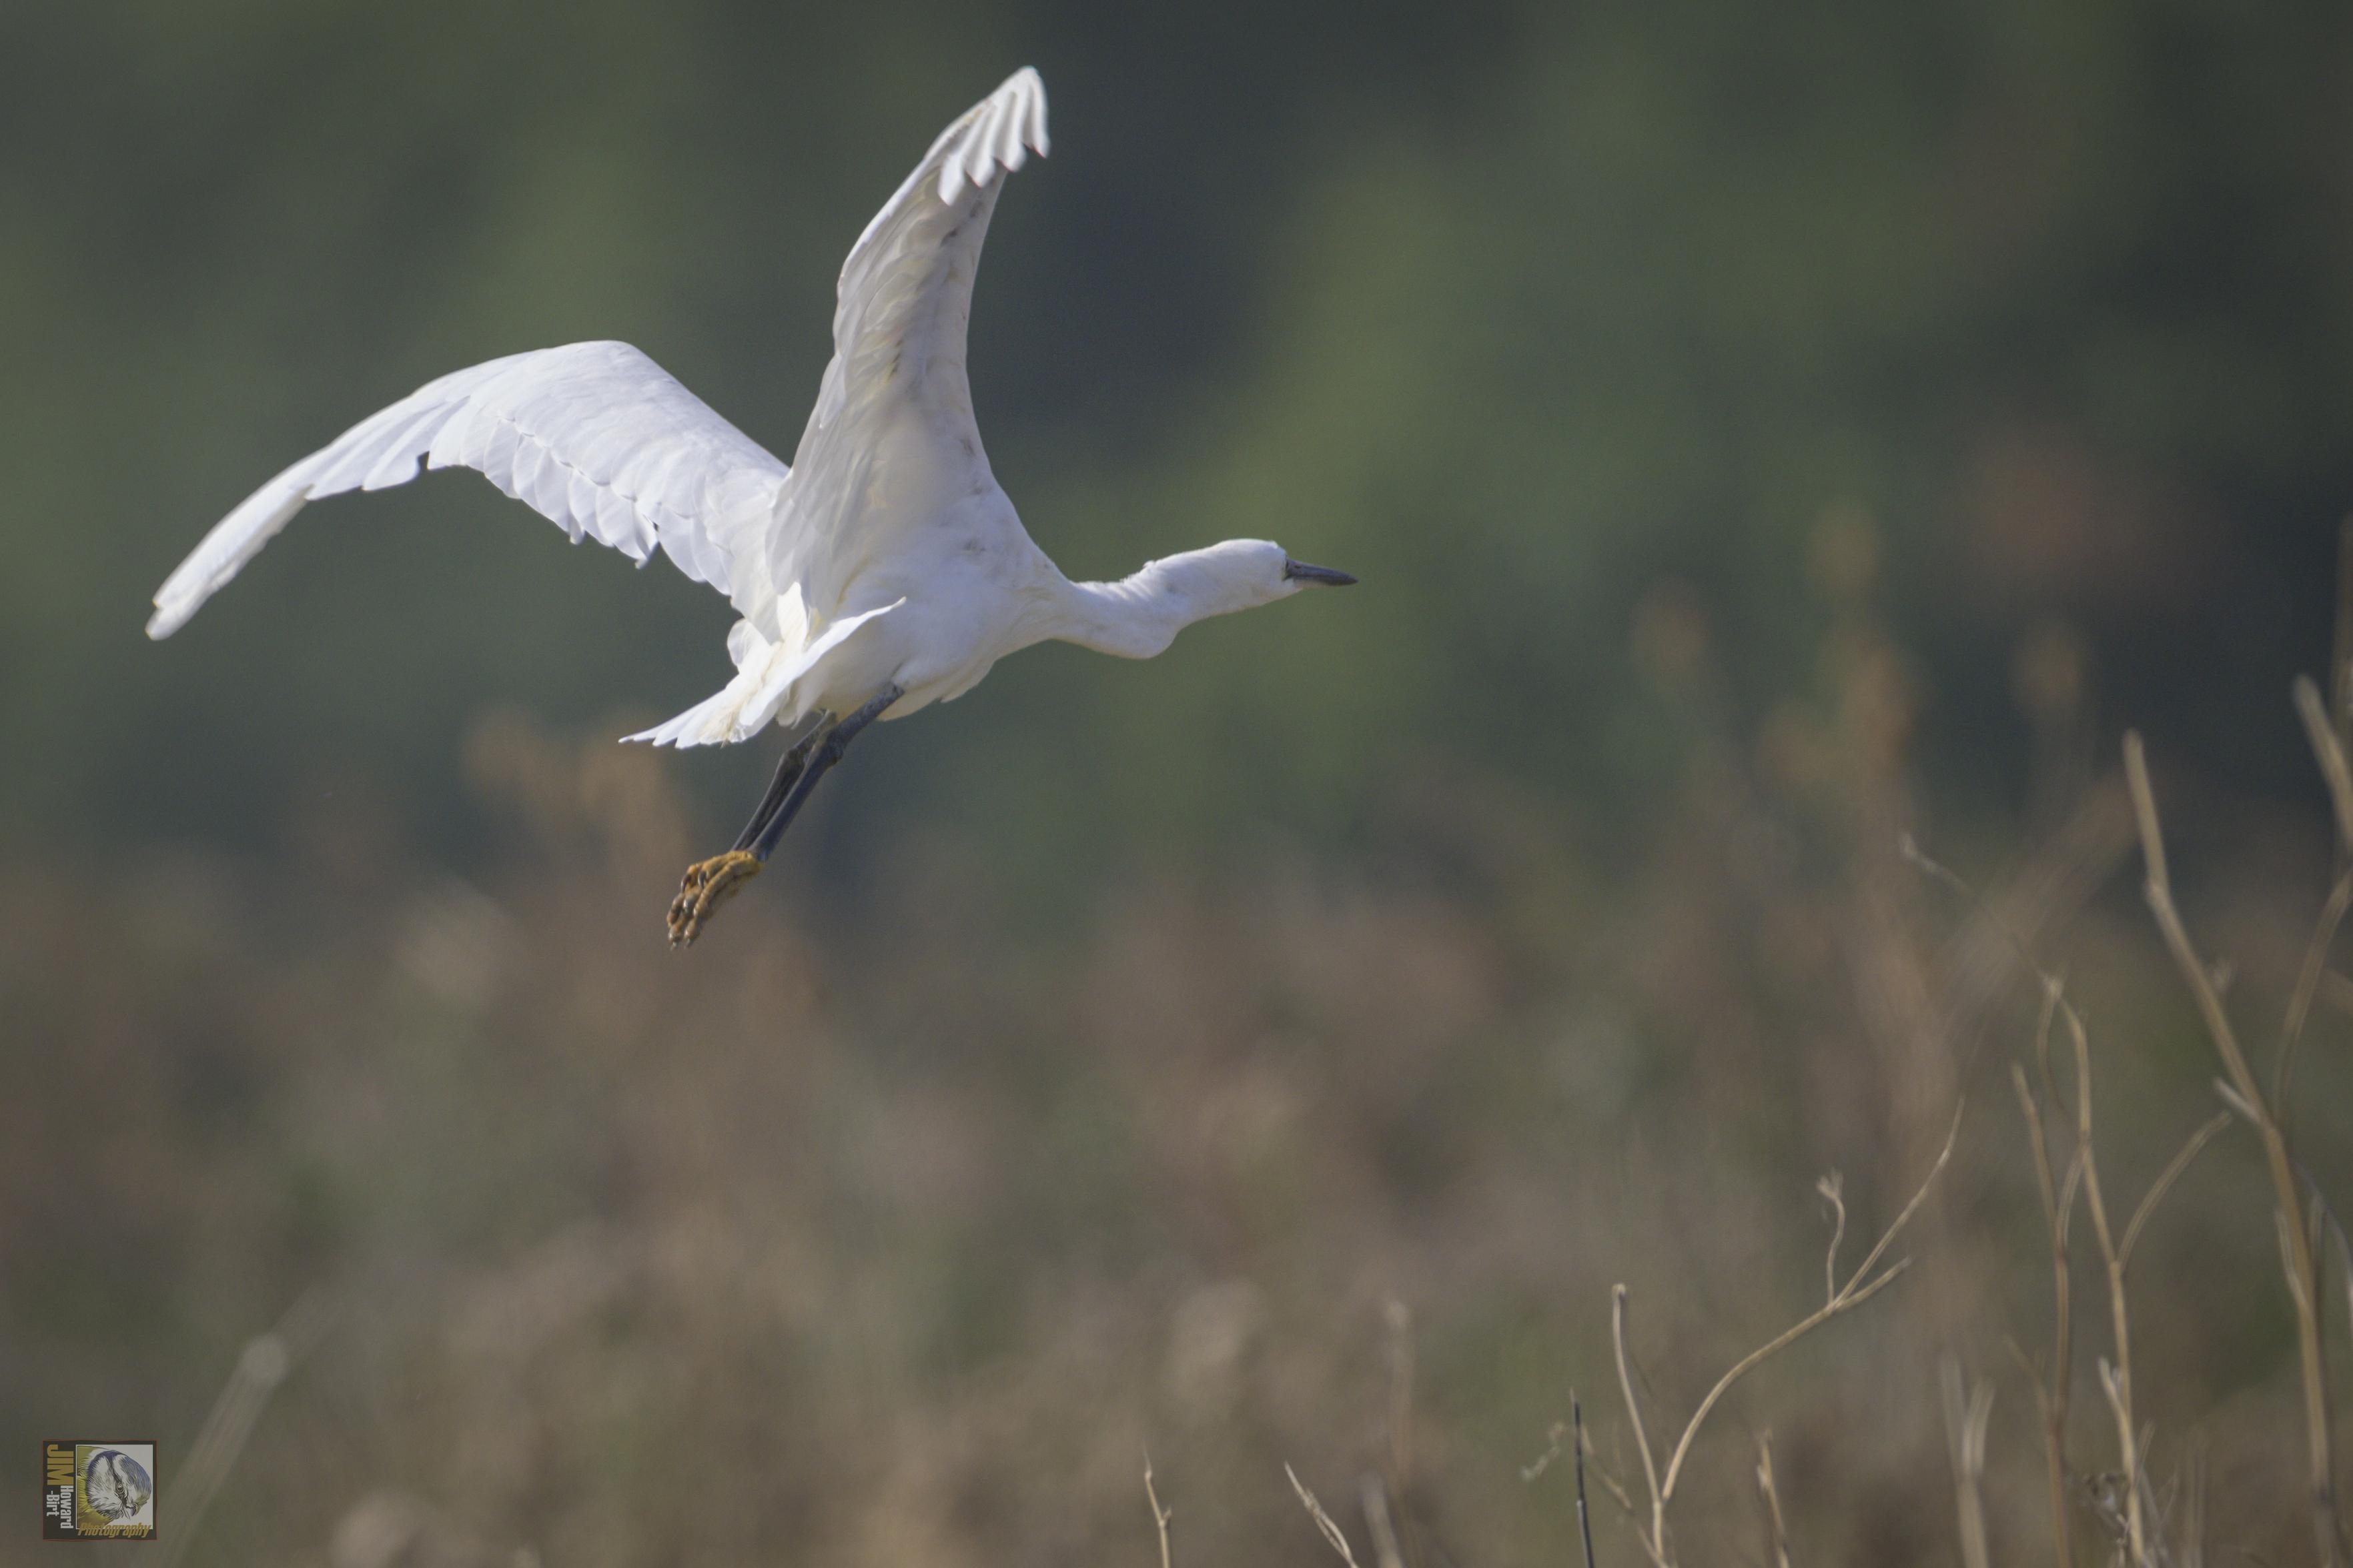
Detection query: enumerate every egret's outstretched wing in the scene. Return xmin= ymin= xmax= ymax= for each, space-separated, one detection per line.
xmin=779 ymin=67 xmax=1049 ymax=607
xmin=147 ymin=340 xmax=791 ymax=639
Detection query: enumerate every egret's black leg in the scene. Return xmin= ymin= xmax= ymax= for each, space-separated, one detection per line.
xmin=668 ymin=721 xmax=824 ymax=945
xmin=666 ymin=686 xmax=901 ymax=946
xmin=749 ymin=684 xmax=901 ymax=862
xmin=730 ymin=719 xmax=827 ymax=852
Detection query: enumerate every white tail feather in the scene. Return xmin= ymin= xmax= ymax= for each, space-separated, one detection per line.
xmin=624 ymin=599 xmax=902 ymax=748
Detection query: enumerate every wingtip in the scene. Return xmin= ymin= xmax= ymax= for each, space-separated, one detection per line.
xmin=1011 ymin=65 xmax=1049 ymax=155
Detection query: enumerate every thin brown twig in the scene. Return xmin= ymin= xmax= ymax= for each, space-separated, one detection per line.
xmin=2013 ymin=1061 xmax=2079 ymax=1568
xmin=1903 ymin=828 xmax=2114 ymax=1568
xmin=1606 ymin=1101 xmax=1959 ymax=1563
xmin=2130 ymin=1427 xmax=2180 ymax=1568
xmin=2126 ymin=732 xmax=2342 ymax=1568
xmin=1913 ymin=834 xmax=2222 ymax=1568
xmin=2058 ymin=982 xmax=2150 ymax=1567
xmin=162 ymin=1287 xmax=332 ymax=1568
xmin=1576 ymin=1419 xmax=1642 ymax=1521
xmin=1385 ymin=1299 xmax=1416 ymax=1496
xmin=1817 ymin=1172 xmax=1848 ymax=1306
xmin=1655 ymin=1103 xmax=1959 ymax=1510
xmin=1943 ymin=1357 xmax=1995 ymax=1568
xmin=1574 ymin=1394 xmax=1598 ymax=1568
xmin=2120 ymin=1112 xmax=2234 ymax=1273
xmin=2183 ymin=1436 xmax=2209 ymax=1568
xmin=1287 ymin=1465 xmax=1365 ymax=1568
xmin=1520 ymin=1422 xmax=1569 ymax=1483
xmin=2296 ymin=1170 xmax=2353 ymax=1370
xmin=2042 ymin=989 xmax=2233 ymax=1568
xmin=2297 ymin=676 xmax=2353 ymax=858
xmin=2280 ymin=678 xmax=2353 ymax=1115
xmin=2277 ymin=872 xmax=2353 ymax=1116
xmin=1755 ymin=1431 xmax=1793 ymax=1568
xmin=1612 ymin=1283 xmax=1666 ymax=1554
xmin=1382 ymin=1299 xmax=1424 ymax=1568
xmin=2322 ymin=970 xmax=2353 ymax=1018
xmin=1595 ymin=1339 xmax=1677 ymax=1568
xmin=1360 ymin=1475 xmax=1406 ymax=1568
xmin=1144 ymin=1450 xmax=1173 ymax=1568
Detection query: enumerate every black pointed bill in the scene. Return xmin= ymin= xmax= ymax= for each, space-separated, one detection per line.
xmin=1284 ymin=560 xmax=1357 ymax=587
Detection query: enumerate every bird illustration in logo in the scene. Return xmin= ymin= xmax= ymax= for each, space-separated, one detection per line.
xmin=84 ymin=1449 xmax=153 ymax=1524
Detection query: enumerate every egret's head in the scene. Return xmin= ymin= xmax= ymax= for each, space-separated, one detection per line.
xmin=1157 ymin=538 xmax=1356 ymax=616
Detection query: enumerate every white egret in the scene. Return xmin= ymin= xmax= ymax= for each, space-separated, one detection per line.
xmin=147 ymin=67 xmax=1354 ymax=944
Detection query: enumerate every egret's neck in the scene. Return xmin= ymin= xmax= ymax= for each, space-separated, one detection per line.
xmin=1031 ymin=540 xmax=1296 ymax=659
xmin=1041 ymin=570 xmax=1196 ymax=660
xmin=1030 ymin=543 xmax=1298 ymax=658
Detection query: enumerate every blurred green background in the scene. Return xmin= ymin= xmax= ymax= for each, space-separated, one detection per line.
xmin=9 ymin=0 xmax=2349 ymax=870
xmin=9 ymin=2 xmax=2353 ymax=1564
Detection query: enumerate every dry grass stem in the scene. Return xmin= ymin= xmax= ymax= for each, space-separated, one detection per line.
xmin=1144 ymin=1451 xmax=1173 ymax=1568
xmin=2126 ymin=730 xmax=2343 ymax=1567
xmin=1525 ymin=1401 xmax=1602 ymax=1568
xmin=1942 ymin=1358 xmax=1995 ymax=1568
xmin=2279 ymin=680 xmax=2353 ymax=1111
xmin=2051 ymin=961 xmax=2221 ymax=1564
xmin=2303 ymin=1177 xmax=2353 ymax=1367
xmin=2297 ymin=676 xmax=2353 ymax=857
xmin=2322 ymin=969 xmax=2353 ymax=1018
xmin=2059 ymin=973 xmax=2150 ymax=1567
xmin=1916 ymin=830 xmax=2228 ymax=1568
xmin=161 ymin=1287 xmax=332 ymax=1568
xmin=1576 ymin=1418 xmax=1642 ymax=1522
xmin=2278 ymin=872 xmax=2353 ymax=1114
xmin=1575 ymin=1394 xmax=1598 ymax=1568
xmin=1755 ymin=1431 xmax=1793 ymax=1568
xmin=2011 ymin=1058 xmax=2079 ymax=1568
xmin=1360 ymin=1475 xmax=1407 ymax=1568
xmin=1609 ymin=1101 xmax=1959 ymax=1564
xmin=1611 ymin=1283 xmax=1667 ymax=1559
xmin=2091 ymin=1357 xmax=2147 ymax=1565
xmin=1519 ymin=1422 xmax=1569 ymax=1483
xmin=1385 ymin=1300 xmax=1415 ymax=1493
xmin=2119 ymin=1112 xmax=2233 ymax=1272
xmin=2181 ymin=1439 xmax=2208 ymax=1568
xmin=1817 ymin=1171 xmax=1847 ymax=1303
xmin=1380 ymin=1300 xmax=1424 ymax=1568
xmin=1287 ymin=1465 xmax=1366 ymax=1568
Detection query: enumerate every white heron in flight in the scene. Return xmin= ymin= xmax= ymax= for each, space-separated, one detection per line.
xmin=146 ymin=67 xmax=1354 ymax=944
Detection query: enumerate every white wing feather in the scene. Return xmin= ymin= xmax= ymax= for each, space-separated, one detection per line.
xmin=628 ymin=69 xmax=1049 ymax=748
xmin=777 ymin=67 xmax=1048 ymax=614
xmin=820 ymin=66 xmax=1048 ymax=433
xmin=147 ymin=340 xmax=791 ymax=639
xmin=147 ymin=71 xmax=1052 ymax=753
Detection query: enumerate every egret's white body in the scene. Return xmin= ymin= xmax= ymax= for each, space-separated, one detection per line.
xmin=147 ymin=68 xmax=1351 ymax=936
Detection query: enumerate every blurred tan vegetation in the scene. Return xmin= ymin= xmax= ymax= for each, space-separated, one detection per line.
xmin=11 ymin=2 xmax=2353 ymax=1565
xmin=13 ymin=548 xmax=2353 ymax=1564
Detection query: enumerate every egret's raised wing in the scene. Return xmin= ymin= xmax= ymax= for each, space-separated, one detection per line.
xmin=779 ymin=67 xmax=1048 ymax=606
xmin=147 ymin=341 xmax=791 ymax=639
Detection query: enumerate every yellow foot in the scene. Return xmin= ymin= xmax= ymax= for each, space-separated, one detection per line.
xmin=667 ymin=850 xmax=762 ymax=947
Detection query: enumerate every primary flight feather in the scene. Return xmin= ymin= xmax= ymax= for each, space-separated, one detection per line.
xmin=147 ymin=67 xmax=1354 ymax=944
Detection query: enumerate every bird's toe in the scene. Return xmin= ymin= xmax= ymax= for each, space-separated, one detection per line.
xmin=666 ymin=850 xmax=763 ymax=947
